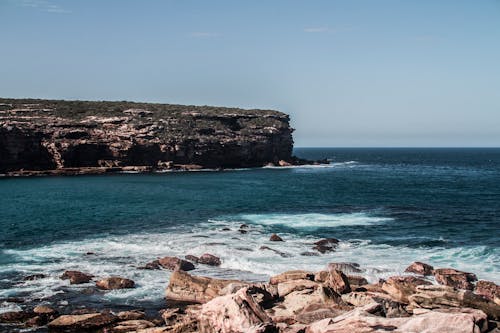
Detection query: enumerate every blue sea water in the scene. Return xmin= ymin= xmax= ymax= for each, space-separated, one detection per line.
xmin=0 ymin=148 xmax=499 ymax=314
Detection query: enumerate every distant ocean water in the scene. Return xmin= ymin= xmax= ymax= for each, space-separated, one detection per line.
xmin=0 ymin=148 xmax=499 ymax=315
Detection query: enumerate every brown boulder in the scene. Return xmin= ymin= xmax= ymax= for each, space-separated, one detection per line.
xmin=165 ymin=270 xmax=248 ymax=304
xmin=381 ymin=276 xmax=432 ymax=303
xmin=404 ymin=261 xmax=434 ymax=276
xmin=48 ymin=313 xmax=117 ymax=330
xmin=33 ymin=305 xmax=57 ymax=316
xmin=96 ymin=277 xmax=135 ymax=290
xmin=198 ymin=253 xmax=221 ymax=266
xmin=61 ymin=270 xmax=94 ymax=284
xmin=185 ymin=254 xmax=200 ymax=262
xmin=326 ymin=262 xmax=362 ymax=274
xmin=475 ymin=280 xmax=500 ymax=304
xmin=0 ymin=311 xmax=35 ymax=323
xmin=312 ymin=239 xmax=339 ymax=253
xmin=140 ymin=260 xmax=161 ymax=270
xmin=270 ymin=234 xmax=284 ymax=241
xmin=158 ymin=256 xmax=195 ymax=271
xmin=433 ymin=268 xmax=478 ymax=290
xmin=324 ymin=270 xmax=351 ymax=295
xmin=112 ymin=319 xmax=156 ymax=332
xmin=295 ymin=303 xmax=346 ymax=324
xmin=270 ymin=270 xmax=315 ymax=285
xmin=199 ymin=286 xmax=276 ymax=333
xmin=341 ymin=292 xmax=409 ymax=318
xmin=409 ymin=284 xmax=500 ymax=321
xmin=346 ymin=275 xmax=369 ymax=286
xmin=305 ymin=306 xmax=488 ymax=333
xmin=117 ymin=310 xmax=145 ymax=320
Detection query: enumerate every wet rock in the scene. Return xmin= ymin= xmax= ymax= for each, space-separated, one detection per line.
xmin=475 ymin=280 xmax=500 ymax=304
xmin=158 ymin=256 xmax=195 ymax=271
xmin=381 ymin=276 xmax=432 ymax=303
xmin=300 ymin=251 xmax=319 ymax=257
xmin=112 ymin=319 xmax=156 ymax=332
xmin=140 ymin=260 xmax=161 ymax=270
xmin=259 ymin=246 xmax=291 ymax=257
xmin=306 ymin=305 xmax=488 ymax=333
xmin=60 ymin=270 xmax=94 ymax=284
xmin=221 ymin=227 xmax=231 ymax=231
xmin=23 ymin=273 xmax=47 ymax=281
xmin=326 ymin=262 xmax=362 ymax=274
xmin=312 ymin=238 xmax=339 ymax=253
xmin=433 ymin=268 xmax=478 ymax=290
xmin=33 ymin=305 xmax=57 ymax=316
xmin=240 ymin=224 xmax=249 ymax=229
xmin=409 ymin=284 xmax=500 ymax=320
xmin=0 ymin=311 xmax=35 ymax=323
xmin=270 ymin=270 xmax=315 ymax=285
xmin=197 ymin=253 xmax=221 ymax=266
xmin=270 ymin=234 xmax=284 ymax=241
xmin=117 ymin=310 xmax=145 ymax=321
xmin=346 ymin=275 xmax=369 ymax=286
xmin=165 ymin=270 xmax=249 ymax=304
xmin=404 ymin=261 xmax=434 ymax=276
xmin=47 ymin=312 xmax=117 ymax=330
xmin=185 ymin=255 xmax=200 ymax=263
xmin=96 ymin=277 xmax=135 ymax=290
xmin=199 ymin=287 xmax=276 ymax=333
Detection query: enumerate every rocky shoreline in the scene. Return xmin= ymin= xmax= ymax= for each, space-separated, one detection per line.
xmin=1 ymin=234 xmax=499 ymax=333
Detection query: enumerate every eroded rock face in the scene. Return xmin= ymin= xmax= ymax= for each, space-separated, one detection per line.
xmin=165 ymin=270 xmax=249 ymax=304
xmin=0 ymin=98 xmax=294 ymax=174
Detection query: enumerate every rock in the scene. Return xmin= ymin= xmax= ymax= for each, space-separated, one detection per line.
xmin=165 ymin=270 xmax=248 ymax=304
xmin=60 ymin=270 xmax=93 ymax=284
xmin=475 ymin=280 xmax=500 ymax=304
xmin=433 ymin=268 xmax=478 ymax=290
xmin=300 ymin=252 xmax=319 ymax=257
xmin=47 ymin=313 xmax=117 ymax=330
xmin=278 ymin=160 xmax=292 ymax=166
xmin=270 ymin=270 xmax=315 ymax=285
xmin=112 ymin=319 xmax=156 ymax=332
xmin=323 ymin=270 xmax=351 ymax=295
xmin=240 ymin=229 xmax=248 ymax=234
xmin=185 ymin=255 xmax=200 ymax=263
xmin=270 ymin=234 xmax=284 ymax=241
xmin=259 ymin=246 xmax=291 ymax=257
xmin=277 ymin=279 xmax=321 ymax=298
xmin=326 ymin=262 xmax=362 ymax=274
xmin=96 ymin=277 xmax=135 ymax=290
xmin=305 ymin=306 xmax=488 ymax=333
xmin=199 ymin=286 xmax=276 ymax=333
xmin=198 ymin=253 xmax=221 ymax=266
xmin=381 ymin=276 xmax=432 ymax=303
xmin=158 ymin=256 xmax=195 ymax=271
xmin=33 ymin=305 xmax=57 ymax=316
xmin=240 ymin=224 xmax=249 ymax=229
xmin=314 ymin=238 xmax=339 ymax=247
xmin=341 ymin=292 xmax=409 ymax=318
xmin=295 ymin=303 xmax=346 ymax=324
xmin=0 ymin=311 xmax=35 ymax=323
xmin=117 ymin=310 xmax=145 ymax=320
xmin=23 ymin=273 xmax=47 ymax=281
xmin=140 ymin=260 xmax=161 ymax=270
xmin=404 ymin=261 xmax=434 ymax=276
xmin=346 ymin=275 xmax=369 ymax=286
xmin=409 ymin=284 xmax=500 ymax=320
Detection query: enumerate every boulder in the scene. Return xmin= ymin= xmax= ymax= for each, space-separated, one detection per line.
xmin=117 ymin=310 xmax=145 ymax=320
xmin=295 ymin=303 xmax=346 ymax=324
xmin=409 ymin=284 xmax=500 ymax=320
xmin=33 ymin=305 xmax=57 ymax=316
xmin=270 ymin=234 xmax=284 ymax=241
xmin=305 ymin=306 xmax=488 ymax=333
xmin=270 ymin=270 xmax=315 ymax=285
xmin=198 ymin=253 xmax=222 ymax=266
xmin=381 ymin=276 xmax=432 ymax=303
xmin=433 ymin=268 xmax=477 ymax=290
xmin=277 ymin=279 xmax=321 ymax=298
xmin=404 ymin=261 xmax=434 ymax=276
xmin=323 ymin=270 xmax=351 ymax=295
xmin=198 ymin=286 xmax=276 ymax=333
xmin=326 ymin=262 xmax=362 ymax=274
xmin=158 ymin=256 xmax=195 ymax=271
xmin=475 ymin=280 xmax=500 ymax=304
xmin=23 ymin=273 xmax=47 ymax=281
xmin=185 ymin=255 xmax=200 ymax=263
xmin=346 ymin=275 xmax=369 ymax=286
xmin=165 ymin=270 xmax=248 ymax=304
xmin=0 ymin=311 xmax=35 ymax=323
xmin=312 ymin=239 xmax=339 ymax=253
xmin=341 ymin=292 xmax=409 ymax=318
xmin=140 ymin=260 xmax=161 ymax=270
xmin=96 ymin=277 xmax=135 ymax=290
xmin=112 ymin=319 xmax=156 ymax=332
xmin=60 ymin=270 xmax=94 ymax=284
xmin=47 ymin=313 xmax=117 ymax=330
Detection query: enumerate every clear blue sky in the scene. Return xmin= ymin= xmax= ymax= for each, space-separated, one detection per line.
xmin=1 ymin=0 xmax=499 ymax=147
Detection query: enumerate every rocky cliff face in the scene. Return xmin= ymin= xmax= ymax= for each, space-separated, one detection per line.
xmin=0 ymin=98 xmax=294 ymax=174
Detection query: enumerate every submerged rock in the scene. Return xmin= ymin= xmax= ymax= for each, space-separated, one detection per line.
xmin=197 ymin=253 xmax=222 ymax=266
xmin=270 ymin=234 xmax=284 ymax=241
xmin=60 ymin=270 xmax=94 ymax=284
xmin=96 ymin=277 xmax=135 ymax=290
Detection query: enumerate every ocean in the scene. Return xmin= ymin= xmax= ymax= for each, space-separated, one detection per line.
xmin=1 ymin=148 xmax=499 ymax=316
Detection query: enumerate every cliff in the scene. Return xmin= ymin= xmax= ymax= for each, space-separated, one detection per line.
xmin=0 ymin=98 xmax=294 ymax=175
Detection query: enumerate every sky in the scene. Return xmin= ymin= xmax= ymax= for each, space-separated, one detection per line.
xmin=1 ymin=0 xmax=499 ymax=147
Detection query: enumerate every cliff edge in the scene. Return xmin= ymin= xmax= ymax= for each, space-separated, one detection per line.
xmin=0 ymin=98 xmax=294 ymax=175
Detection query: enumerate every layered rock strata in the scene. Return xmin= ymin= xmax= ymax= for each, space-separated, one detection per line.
xmin=0 ymin=98 xmax=296 ymax=175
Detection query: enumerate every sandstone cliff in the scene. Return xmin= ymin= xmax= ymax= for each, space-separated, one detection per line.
xmin=0 ymin=98 xmax=294 ymax=175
